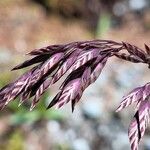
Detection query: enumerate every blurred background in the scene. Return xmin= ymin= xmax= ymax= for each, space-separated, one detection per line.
xmin=0 ymin=0 xmax=150 ymax=150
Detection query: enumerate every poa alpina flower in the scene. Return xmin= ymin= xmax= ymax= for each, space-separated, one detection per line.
xmin=0 ymin=40 xmax=149 ymax=150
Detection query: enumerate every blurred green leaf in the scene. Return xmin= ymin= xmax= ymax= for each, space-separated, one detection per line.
xmin=44 ymin=109 xmax=65 ymax=120
xmin=10 ymin=110 xmax=41 ymax=125
xmin=6 ymin=131 xmax=24 ymax=150
xmin=54 ymin=143 xmax=71 ymax=150
xmin=0 ymin=72 xmax=13 ymax=87
xmin=96 ymin=13 xmax=111 ymax=37
xmin=9 ymin=91 xmax=65 ymax=125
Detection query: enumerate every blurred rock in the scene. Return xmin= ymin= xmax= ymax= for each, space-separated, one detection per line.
xmin=129 ymin=0 xmax=147 ymax=10
xmin=0 ymin=49 xmax=12 ymax=64
xmin=144 ymin=136 xmax=150 ymax=150
xmin=112 ymin=132 xmax=130 ymax=150
xmin=72 ymin=138 xmax=90 ymax=150
xmin=82 ymin=97 xmax=103 ymax=120
xmin=47 ymin=120 xmax=64 ymax=143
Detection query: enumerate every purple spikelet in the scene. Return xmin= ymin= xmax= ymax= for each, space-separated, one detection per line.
xmin=117 ymin=82 xmax=150 ymax=150
xmin=0 ymin=40 xmax=149 ymax=150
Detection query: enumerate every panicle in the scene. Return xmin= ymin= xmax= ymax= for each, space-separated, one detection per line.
xmin=0 ymin=39 xmax=149 ymax=150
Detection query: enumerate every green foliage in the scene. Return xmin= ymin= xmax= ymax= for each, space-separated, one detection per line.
xmin=9 ymin=93 xmax=65 ymax=125
xmin=0 ymin=72 xmax=13 ymax=88
xmin=96 ymin=13 xmax=111 ymax=37
xmin=54 ymin=143 xmax=71 ymax=150
xmin=6 ymin=131 xmax=24 ymax=150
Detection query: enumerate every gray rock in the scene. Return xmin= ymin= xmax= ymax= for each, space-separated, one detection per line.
xmin=82 ymin=97 xmax=103 ymax=119
xmin=129 ymin=0 xmax=147 ymax=10
xmin=144 ymin=136 xmax=150 ymax=150
xmin=0 ymin=49 xmax=12 ymax=64
xmin=72 ymin=138 xmax=90 ymax=150
xmin=112 ymin=132 xmax=130 ymax=150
